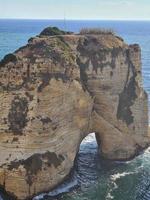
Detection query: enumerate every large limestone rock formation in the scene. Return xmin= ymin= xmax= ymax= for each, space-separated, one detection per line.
xmin=0 ymin=27 xmax=149 ymax=199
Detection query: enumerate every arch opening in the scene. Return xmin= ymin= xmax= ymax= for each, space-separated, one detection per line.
xmin=74 ymin=132 xmax=100 ymax=186
xmin=33 ymin=133 xmax=100 ymax=200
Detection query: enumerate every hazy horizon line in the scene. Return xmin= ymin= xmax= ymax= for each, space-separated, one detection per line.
xmin=0 ymin=18 xmax=150 ymax=21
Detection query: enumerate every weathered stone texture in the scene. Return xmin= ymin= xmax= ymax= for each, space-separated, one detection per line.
xmin=0 ymin=31 xmax=149 ymax=199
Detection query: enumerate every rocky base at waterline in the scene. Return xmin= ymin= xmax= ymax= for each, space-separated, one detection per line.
xmin=0 ymin=27 xmax=149 ymax=200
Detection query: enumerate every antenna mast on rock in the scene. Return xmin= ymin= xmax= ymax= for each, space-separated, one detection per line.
xmin=64 ymin=10 xmax=67 ymax=31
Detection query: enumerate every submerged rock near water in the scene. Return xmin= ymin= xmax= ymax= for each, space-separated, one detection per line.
xmin=0 ymin=27 xmax=149 ymax=199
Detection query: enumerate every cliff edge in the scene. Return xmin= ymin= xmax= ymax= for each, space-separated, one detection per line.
xmin=0 ymin=27 xmax=149 ymax=199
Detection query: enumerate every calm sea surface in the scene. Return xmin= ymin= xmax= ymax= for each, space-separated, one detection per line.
xmin=0 ymin=19 xmax=150 ymax=200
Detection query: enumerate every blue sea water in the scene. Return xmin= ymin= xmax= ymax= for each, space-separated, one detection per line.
xmin=0 ymin=19 xmax=150 ymax=200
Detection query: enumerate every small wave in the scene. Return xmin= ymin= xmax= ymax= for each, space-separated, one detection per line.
xmin=110 ymin=171 xmax=135 ymax=181
xmin=144 ymin=147 xmax=150 ymax=154
xmin=106 ymin=192 xmax=114 ymax=200
xmin=106 ymin=171 xmax=136 ymax=200
xmin=33 ymin=178 xmax=78 ymax=200
xmin=47 ymin=178 xmax=78 ymax=197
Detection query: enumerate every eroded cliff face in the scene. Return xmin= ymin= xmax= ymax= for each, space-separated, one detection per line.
xmin=0 ymin=28 xmax=149 ymax=199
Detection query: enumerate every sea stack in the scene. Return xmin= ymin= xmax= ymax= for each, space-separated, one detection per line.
xmin=0 ymin=27 xmax=149 ymax=199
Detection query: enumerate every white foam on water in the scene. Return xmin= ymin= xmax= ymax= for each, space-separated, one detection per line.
xmin=33 ymin=178 xmax=78 ymax=200
xmin=106 ymin=192 xmax=114 ymax=200
xmin=47 ymin=178 xmax=78 ymax=196
xmin=81 ymin=133 xmax=96 ymax=144
xmin=144 ymin=147 xmax=150 ymax=154
xmin=106 ymin=171 xmax=136 ymax=200
xmin=106 ymin=181 xmax=118 ymax=200
xmin=110 ymin=171 xmax=135 ymax=182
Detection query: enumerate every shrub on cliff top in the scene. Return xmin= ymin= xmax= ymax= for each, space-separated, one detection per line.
xmin=80 ymin=28 xmax=115 ymax=35
xmin=0 ymin=53 xmax=17 ymax=67
xmin=40 ymin=27 xmax=72 ymax=36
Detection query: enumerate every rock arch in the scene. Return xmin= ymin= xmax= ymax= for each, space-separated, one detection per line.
xmin=0 ymin=30 xmax=149 ymax=199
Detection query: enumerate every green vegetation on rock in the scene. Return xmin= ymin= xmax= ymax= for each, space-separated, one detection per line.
xmin=0 ymin=53 xmax=17 ymax=67
xmin=40 ymin=26 xmax=72 ymax=36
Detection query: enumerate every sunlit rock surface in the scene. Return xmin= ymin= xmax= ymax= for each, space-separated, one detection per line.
xmin=0 ymin=27 xmax=149 ymax=199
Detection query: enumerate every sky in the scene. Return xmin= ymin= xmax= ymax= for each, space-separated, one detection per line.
xmin=0 ymin=0 xmax=150 ymax=20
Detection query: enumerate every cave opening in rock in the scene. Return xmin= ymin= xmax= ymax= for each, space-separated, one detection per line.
xmin=33 ymin=133 xmax=100 ymax=200
xmin=0 ymin=133 xmax=101 ymax=200
xmin=74 ymin=132 xmax=100 ymax=186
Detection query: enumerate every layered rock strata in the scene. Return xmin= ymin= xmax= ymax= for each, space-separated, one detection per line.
xmin=0 ymin=27 xmax=149 ymax=199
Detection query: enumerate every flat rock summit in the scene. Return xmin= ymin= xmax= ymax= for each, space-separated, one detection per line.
xmin=0 ymin=27 xmax=149 ymax=199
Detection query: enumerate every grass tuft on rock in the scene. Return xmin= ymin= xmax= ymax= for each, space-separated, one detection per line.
xmin=80 ymin=28 xmax=115 ymax=35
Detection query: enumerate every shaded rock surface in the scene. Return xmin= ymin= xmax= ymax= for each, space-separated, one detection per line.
xmin=0 ymin=27 xmax=149 ymax=199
